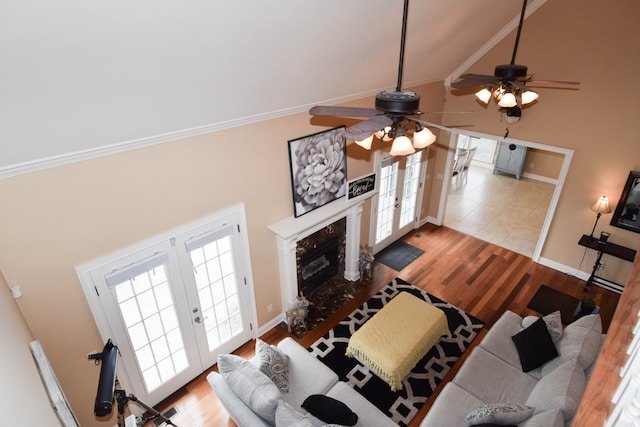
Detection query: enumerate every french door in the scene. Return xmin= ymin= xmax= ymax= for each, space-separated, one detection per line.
xmin=78 ymin=206 xmax=256 ymax=406
xmin=372 ymin=152 xmax=424 ymax=253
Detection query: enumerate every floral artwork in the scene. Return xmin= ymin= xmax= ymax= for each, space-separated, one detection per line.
xmin=288 ymin=126 xmax=347 ymax=217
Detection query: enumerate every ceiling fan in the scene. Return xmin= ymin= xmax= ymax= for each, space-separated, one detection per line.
xmin=451 ymin=0 xmax=579 ymax=115
xmin=309 ymin=0 xmax=451 ymax=156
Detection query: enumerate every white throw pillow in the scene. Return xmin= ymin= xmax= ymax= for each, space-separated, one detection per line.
xmin=257 ymin=338 xmax=290 ymax=392
xmin=217 ymin=354 xmax=281 ymax=423
xmin=465 ymin=403 xmax=534 ymax=425
xmin=275 ymin=400 xmax=315 ymax=427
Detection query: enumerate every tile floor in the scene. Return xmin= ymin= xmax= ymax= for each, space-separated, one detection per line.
xmin=444 ymin=164 xmax=555 ymax=257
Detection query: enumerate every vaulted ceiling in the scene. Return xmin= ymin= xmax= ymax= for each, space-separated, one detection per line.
xmin=0 ymin=0 xmax=543 ymax=172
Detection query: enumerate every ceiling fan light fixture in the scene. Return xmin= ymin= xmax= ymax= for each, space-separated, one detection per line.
xmin=475 ymin=88 xmax=492 ymax=104
xmin=390 ymin=135 xmax=415 ymax=156
xmin=498 ymin=92 xmax=517 ymax=108
xmin=413 ymin=127 xmax=436 ymax=148
xmin=378 ymin=126 xmax=394 ymax=142
xmin=521 ymin=90 xmax=539 ymax=105
xmin=355 ymin=135 xmax=374 ymax=150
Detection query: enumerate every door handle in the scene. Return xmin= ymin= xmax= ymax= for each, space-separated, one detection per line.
xmin=194 ymin=316 xmax=207 ymax=324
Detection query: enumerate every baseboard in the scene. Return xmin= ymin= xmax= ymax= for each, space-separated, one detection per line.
xmin=538 ymin=256 xmax=590 ymax=281
xmin=257 ymin=313 xmax=284 ymax=337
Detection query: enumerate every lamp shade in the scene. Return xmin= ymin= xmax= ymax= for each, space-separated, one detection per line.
xmin=355 ymin=135 xmax=373 ymax=150
xmin=413 ymin=127 xmax=436 ymax=148
xmin=389 ymin=135 xmax=415 ymax=156
xmin=591 ymin=195 xmax=612 ymax=214
xmin=475 ymin=88 xmax=492 ymax=104
xmin=521 ymin=90 xmax=539 ymax=105
xmin=498 ymin=92 xmax=517 ymax=108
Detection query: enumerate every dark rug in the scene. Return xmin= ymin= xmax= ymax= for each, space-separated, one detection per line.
xmin=375 ymin=241 xmax=425 ymax=271
xmin=308 ymin=278 xmax=484 ymax=427
xmin=527 ymin=285 xmax=580 ymax=325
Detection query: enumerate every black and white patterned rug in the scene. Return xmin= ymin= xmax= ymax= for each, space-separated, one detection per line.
xmin=307 ymin=278 xmax=484 ymax=427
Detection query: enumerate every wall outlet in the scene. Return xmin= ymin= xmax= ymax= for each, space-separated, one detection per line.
xmin=267 ymin=304 xmax=273 ymax=313
xmin=529 ymin=162 xmax=535 ymax=169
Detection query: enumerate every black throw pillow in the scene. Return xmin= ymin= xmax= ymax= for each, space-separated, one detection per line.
xmin=511 ymin=317 xmax=559 ymax=372
xmin=301 ymin=394 xmax=358 ymax=426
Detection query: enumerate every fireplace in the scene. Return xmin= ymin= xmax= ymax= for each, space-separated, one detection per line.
xmin=269 ymin=199 xmax=366 ymax=311
xmin=297 ymin=218 xmax=346 ymax=297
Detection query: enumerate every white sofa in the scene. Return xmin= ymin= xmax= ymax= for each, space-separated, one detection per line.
xmin=421 ymin=310 xmax=604 ymax=427
xmin=207 ymin=337 xmax=396 ymax=427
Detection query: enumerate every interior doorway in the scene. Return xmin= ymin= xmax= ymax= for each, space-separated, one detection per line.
xmin=440 ymin=131 xmax=573 ymax=260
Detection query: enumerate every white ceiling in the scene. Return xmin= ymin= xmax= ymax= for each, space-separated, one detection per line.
xmin=0 ymin=0 xmax=540 ymax=173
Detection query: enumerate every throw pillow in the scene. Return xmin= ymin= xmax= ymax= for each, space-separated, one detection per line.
xmin=512 ymin=317 xmax=559 ymax=372
xmin=522 ymin=310 xmax=563 ymax=343
xmin=217 ymin=354 xmax=281 ymax=423
xmin=465 ymin=403 xmax=534 ymax=425
xmin=301 ymin=394 xmax=358 ymax=426
xmin=470 ymin=424 xmax=517 ymax=427
xmin=256 ymin=338 xmax=290 ymax=392
xmin=275 ymin=400 xmax=315 ymax=427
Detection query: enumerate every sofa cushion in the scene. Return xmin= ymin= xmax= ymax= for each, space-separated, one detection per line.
xmin=526 ymin=359 xmax=586 ymax=420
xmin=512 ymin=317 xmax=558 ymax=372
xmin=302 ymin=394 xmax=358 ymax=426
xmin=217 ymin=354 xmax=281 ymax=423
xmin=257 ymin=338 xmax=290 ymax=392
xmin=478 ymin=310 xmax=534 ymax=374
xmin=465 ymin=403 xmax=534 ymax=425
xmin=276 ymin=400 xmax=315 ymax=427
xmin=522 ymin=310 xmax=563 ymax=343
xmin=519 ymin=408 xmax=564 ymax=427
xmin=324 ymin=381 xmax=397 ymax=427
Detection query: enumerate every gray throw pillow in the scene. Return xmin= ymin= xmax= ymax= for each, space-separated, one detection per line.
xmin=275 ymin=400 xmax=315 ymax=427
xmin=256 ymin=338 xmax=290 ymax=392
xmin=526 ymin=359 xmax=586 ymax=420
xmin=217 ymin=354 xmax=281 ymax=423
xmin=465 ymin=403 xmax=534 ymax=425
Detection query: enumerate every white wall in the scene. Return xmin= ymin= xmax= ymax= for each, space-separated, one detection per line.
xmin=0 ymin=271 xmax=64 ymax=426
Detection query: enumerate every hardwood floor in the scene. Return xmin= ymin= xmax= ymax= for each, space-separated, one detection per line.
xmin=146 ymin=224 xmax=620 ymax=426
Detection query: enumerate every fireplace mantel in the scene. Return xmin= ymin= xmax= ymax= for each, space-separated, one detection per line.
xmin=269 ymin=198 xmax=366 ymax=311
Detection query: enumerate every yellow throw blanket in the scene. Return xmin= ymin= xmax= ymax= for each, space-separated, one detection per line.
xmin=345 ymin=291 xmax=450 ymax=391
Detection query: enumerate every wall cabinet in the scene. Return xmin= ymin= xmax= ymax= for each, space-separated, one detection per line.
xmin=493 ymin=142 xmax=527 ymax=179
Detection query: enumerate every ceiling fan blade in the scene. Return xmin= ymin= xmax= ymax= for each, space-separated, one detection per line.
xmin=409 ymin=118 xmax=454 ymax=134
xmin=451 ymin=80 xmax=494 ymax=89
xmin=343 ymin=115 xmax=393 ymax=141
xmin=309 ymin=106 xmax=379 ymax=118
xmin=528 ymin=79 xmax=580 ymax=85
xmin=458 ymin=73 xmax=500 ymax=81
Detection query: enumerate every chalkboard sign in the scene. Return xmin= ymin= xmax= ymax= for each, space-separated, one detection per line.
xmin=347 ymin=173 xmax=376 ymax=200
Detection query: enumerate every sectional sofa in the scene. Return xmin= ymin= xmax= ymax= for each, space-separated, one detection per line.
xmin=421 ymin=310 xmax=604 ymax=426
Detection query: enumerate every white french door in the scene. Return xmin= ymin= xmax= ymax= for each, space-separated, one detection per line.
xmin=372 ymin=152 xmax=424 ymax=253
xmin=78 ymin=206 xmax=256 ymax=406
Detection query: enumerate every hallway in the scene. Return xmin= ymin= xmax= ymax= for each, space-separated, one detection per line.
xmin=444 ymin=165 xmax=555 ymax=257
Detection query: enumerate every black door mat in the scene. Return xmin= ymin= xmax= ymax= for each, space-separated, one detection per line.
xmin=376 ymin=240 xmax=425 ymax=271
xmin=527 ymin=285 xmax=580 ymax=325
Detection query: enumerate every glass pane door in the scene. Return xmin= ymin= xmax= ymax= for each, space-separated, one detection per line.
xmin=373 ymin=152 xmax=424 ymax=253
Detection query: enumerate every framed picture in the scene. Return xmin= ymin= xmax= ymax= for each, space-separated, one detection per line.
xmin=610 ymin=170 xmax=640 ymax=233
xmin=288 ymin=126 xmax=347 ymax=218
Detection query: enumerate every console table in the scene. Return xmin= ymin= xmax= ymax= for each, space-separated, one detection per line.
xmin=578 ymin=234 xmax=637 ymax=292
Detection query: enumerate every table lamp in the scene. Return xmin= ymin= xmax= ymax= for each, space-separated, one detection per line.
xmin=590 ymin=195 xmax=612 ymax=237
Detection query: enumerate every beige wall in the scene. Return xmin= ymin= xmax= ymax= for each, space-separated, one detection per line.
xmin=0 ymin=0 xmax=639 ymax=425
xmin=442 ymin=0 xmax=640 ymax=280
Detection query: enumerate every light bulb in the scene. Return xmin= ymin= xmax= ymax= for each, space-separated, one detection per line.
xmin=475 ymin=88 xmax=492 ymax=104
xmin=389 ymin=135 xmax=415 ymax=156
xmin=413 ymin=127 xmax=436 ymax=148
xmin=498 ymin=92 xmax=517 ymax=108
xmin=521 ymin=90 xmax=539 ymax=105
xmin=354 ymin=135 xmax=373 ymax=150
xmin=377 ymin=126 xmax=393 ymax=142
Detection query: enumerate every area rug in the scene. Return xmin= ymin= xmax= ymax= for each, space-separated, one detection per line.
xmin=375 ymin=240 xmax=425 ymax=271
xmin=307 ymin=278 xmax=484 ymax=427
xmin=527 ymin=284 xmax=580 ymax=325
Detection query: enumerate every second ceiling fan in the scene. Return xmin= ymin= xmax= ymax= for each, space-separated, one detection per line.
xmin=309 ymin=0 xmax=450 ymax=156
xmin=451 ymin=0 xmax=580 ymax=115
